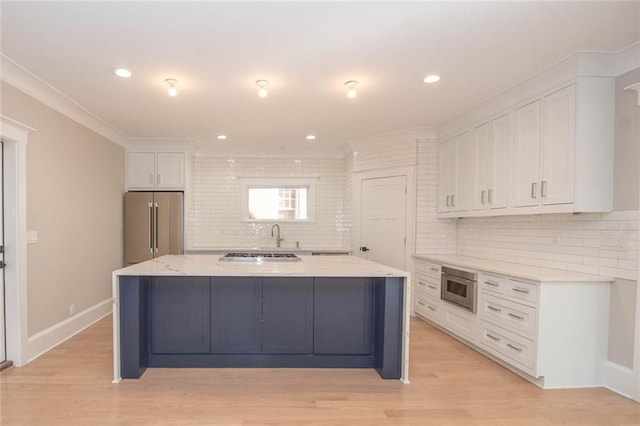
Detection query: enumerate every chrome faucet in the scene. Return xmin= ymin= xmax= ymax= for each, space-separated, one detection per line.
xmin=271 ymin=224 xmax=284 ymax=248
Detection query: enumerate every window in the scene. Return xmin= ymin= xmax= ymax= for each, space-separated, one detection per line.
xmin=241 ymin=178 xmax=316 ymax=222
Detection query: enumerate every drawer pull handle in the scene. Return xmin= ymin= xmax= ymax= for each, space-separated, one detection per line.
xmin=485 ymin=281 xmax=499 ymax=287
xmin=427 ymin=305 xmax=437 ymax=311
xmin=512 ymin=287 xmax=530 ymax=294
xmin=427 ymin=285 xmax=437 ymax=290
xmin=418 ymin=281 xmax=427 ymax=287
xmin=487 ymin=305 xmax=502 ymax=313
xmin=417 ymin=301 xmax=426 ymax=306
xmin=507 ymin=343 xmax=523 ymax=352
xmin=508 ymin=312 xmax=525 ymax=320
xmin=430 ymin=267 xmax=439 ymax=272
xmin=486 ymin=333 xmax=500 ymax=341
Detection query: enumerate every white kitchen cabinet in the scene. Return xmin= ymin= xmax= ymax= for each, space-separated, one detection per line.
xmin=471 ymin=114 xmax=509 ymax=211
xmin=127 ymin=151 xmax=185 ymax=190
xmin=412 ymin=256 xmax=611 ymax=388
xmin=437 ymin=77 xmax=613 ymax=218
xmin=437 ymin=138 xmax=457 ymax=213
xmin=511 ymin=85 xmax=576 ymax=208
xmin=437 ymin=131 xmax=472 ymax=213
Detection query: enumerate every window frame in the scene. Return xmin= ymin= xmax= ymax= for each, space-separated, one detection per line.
xmin=240 ymin=177 xmax=317 ymax=223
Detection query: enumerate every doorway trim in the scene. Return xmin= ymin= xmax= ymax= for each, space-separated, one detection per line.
xmin=353 ymin=166 xmax=416 ymax=271
xmin=0 ymin=114 xmax=33 ymax=367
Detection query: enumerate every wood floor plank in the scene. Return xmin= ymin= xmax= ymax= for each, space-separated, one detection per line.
xmin=1 ymin=315 xmax=639 ymax=425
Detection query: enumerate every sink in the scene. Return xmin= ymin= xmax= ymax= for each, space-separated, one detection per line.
xmin=220 ymin=252 xmax=301 ymax=262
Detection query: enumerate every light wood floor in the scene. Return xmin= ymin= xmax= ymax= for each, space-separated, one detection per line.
xmin=1 ymin=316 xmax=639 ymax=425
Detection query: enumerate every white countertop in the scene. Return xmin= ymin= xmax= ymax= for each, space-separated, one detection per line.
xmin=413 ymin=254 xmax=613 ymax=283
xmin=115 ymin=254 xmax=408 ymax=278
xmin=187 ymin=247 xmax=352 ymax=254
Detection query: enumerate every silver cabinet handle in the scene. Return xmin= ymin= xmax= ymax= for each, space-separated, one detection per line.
xmin=149 ymin=174 xmax=154 ymax=185
xmin=451 ymin=194 xmax=456 ymax=207
xmin=512 ymin=287 xmax=530 ymax=294
xmin=427 ymin=285 xmax=437 ymax=290
xmin=417 ymin=300 xmax=426 ymax=307
xmin=427 ymin=305 xmax=437 ymax=311
xmin=481 ymin=190 xmax=486 ymax=204
xmin=417 ymin=280 xmax=427 ymax=287
xmin=541 ymin=180 xmax=547 ymax=198
xmin=148 ymin=202 xmax=154 ymax=253
xmin=446 ymin=195 xmax=450 ymax=207
xmin=507 ymin=343 xmax=523 ymax=352
xmin=157 ymin=173 xmax=161 ymax=185
xmin=485 ymin=281 xmax=499 ymax=287
xmin=487 ymin=305 xmax=502 ymax=313
xmin=508 ymin=312 xmax=525 ymax=320
xmin=488 ymin=189 xmax=493 ymax=203
xmin=430 ymin=267 xmax=439 ymax=272
xmin=487 ymin=333 xmax=500 ymax=341
xmin=531 ymin=182 xmax=537 ymax=199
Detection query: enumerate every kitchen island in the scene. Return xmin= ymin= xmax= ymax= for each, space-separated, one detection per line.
xmin=111 ymin=255 xmax=410 ymax=383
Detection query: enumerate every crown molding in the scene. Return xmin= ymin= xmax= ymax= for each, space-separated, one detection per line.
xmin=346 ymin=127 xmax=436 ymax=151
xmin=615 ymin=41 xmax=640 ymax=76
xmin=1 ymin=54 xmax=129 ymax=147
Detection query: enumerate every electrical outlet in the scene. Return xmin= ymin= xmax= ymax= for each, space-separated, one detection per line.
xmin=69 ymin=304 xmax=75 ymax=316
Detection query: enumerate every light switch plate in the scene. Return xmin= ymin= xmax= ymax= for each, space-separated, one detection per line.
xmin=27 ymin=231 xmax=38 ymax=244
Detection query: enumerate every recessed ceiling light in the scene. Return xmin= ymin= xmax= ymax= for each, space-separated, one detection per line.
xmin=423 ymin=75 xmax=440 ymax=84
xmin=306 ymin=135 xmax=316 ymax=141
xmin=256 ymin=80 xmax=269 ymax=97
xmin=165 ymin=78 xmax=178 ymax=97
xmin=217 ymin=134 xmax=228 ymax=140
xmin=344 ymin=80 xmax=358 ymax=98
xmin=114 ymin=68 xmax=132 ymax=78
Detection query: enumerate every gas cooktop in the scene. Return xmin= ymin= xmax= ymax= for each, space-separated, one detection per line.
xmin=219 ymin=252 xmax=302 ymax=262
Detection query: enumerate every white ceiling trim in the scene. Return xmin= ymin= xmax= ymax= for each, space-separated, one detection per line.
xmin=346 ymin=127 xmax=436 ymax=152
xmin=1 ymin=54 xmax=129 ymax=147
xmin=615 ymin=41 xmax=640 ymax=76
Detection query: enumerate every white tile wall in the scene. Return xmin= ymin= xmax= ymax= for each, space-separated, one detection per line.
xmin=187 ymin=156 xmax=350 ymax=249
xmin=350 ymin=136 xmax=418 ymax=173
xmin=456 ymin=211 xmax=639 ymax=280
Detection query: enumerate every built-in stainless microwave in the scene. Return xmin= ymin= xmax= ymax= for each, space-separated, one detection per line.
xmin=441 ymin=266 xmax=477 ymax=313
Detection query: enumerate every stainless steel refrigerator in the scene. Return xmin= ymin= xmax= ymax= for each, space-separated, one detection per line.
xmin=124 ymin=191 xmax=184 ymax=265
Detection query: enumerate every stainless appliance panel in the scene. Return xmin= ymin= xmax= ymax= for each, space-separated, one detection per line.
xmin=441 ymin=267 xmax=477 ymax=313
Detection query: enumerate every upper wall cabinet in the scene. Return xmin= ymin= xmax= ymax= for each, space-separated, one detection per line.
xmin=437 ymin=77 xmax=614 ymax=218
xmin=127 ymin=151 xmax=185 ymax=190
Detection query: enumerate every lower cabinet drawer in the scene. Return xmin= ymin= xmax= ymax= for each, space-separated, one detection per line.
xmin=442 ymin=303 xmax=475 ymax=342
xmin=414 ymin=292 xmax=443 ymax=323
xmin=415 ymin=273 xmax=441 ymax=299
xmin=479 ymin=294 xmax=537 ymax=340
xmin=478 ymin=321 xmax=536 ymax=374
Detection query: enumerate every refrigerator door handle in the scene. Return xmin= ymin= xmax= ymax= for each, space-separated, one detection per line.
xmin=154 ymin=202 xmax=159 ymax=253
xmin=148 ymin=202 xmax=154 ymax=254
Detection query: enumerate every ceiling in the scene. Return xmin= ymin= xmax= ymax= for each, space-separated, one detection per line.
xmin=1 ymin=1 xmax=639 ymax=157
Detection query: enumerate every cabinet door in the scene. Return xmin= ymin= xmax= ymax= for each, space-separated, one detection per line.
xmin=150 ymin=277 xmax=210 ymax=354
xmin=210 ymin=277 xmax=262 ymax=353
xmin=127 ymin=152 xmax=155 ymax=190
xmin=511 ymin=100 xmax=542 ymax=207
xmin=262 ymin=278 xmax=313 ymax=354
xmin=153 ymin=192 xmax=184 ymax=257
xmin=471 ymin=122 xmax=490 ymax=211
xmin=314 ymin=278 xmax=373 ymax=355
xmin=437 ymin=138 xmax=457 ymax=213
xmin=453 ymin=131 xmax=472 ymax=212
xmin=488 ymin=114 xmax=509 ymax=209
xmin=156 ymin=152 xmax=185 ymax=189
xmin=541 ymin=85 xmax=576 ymax=205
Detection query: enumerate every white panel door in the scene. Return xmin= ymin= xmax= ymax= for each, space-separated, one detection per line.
xmin=437 ymin=139 xmax=457 ymax=213
xmin=542 ymin=84 xmax=576 ymax=205
xmin=156 ymin=152 xmax=185 ymax=189
xmin=360 ymin=175 xmax=407 ymax=270
xmin=511 ymin=100 xmax=542 ymax=207
xmin=0 ymin=142 xmax=5 ymax=363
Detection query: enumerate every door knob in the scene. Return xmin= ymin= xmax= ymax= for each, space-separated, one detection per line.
xmin=360 ymin=246 xmax=370 ymax=252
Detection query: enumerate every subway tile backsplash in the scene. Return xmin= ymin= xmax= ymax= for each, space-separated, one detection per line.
xmin=456 ymin=211 xmax=639 ymax=280
xmin=187 ymin=156 xmax=350 ymax=249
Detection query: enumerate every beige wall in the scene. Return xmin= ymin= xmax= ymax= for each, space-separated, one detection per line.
xmin=0 ymin=81 xmax=124 ymax=336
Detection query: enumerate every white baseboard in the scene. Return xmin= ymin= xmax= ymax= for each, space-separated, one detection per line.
xmin=603 ymin=360 xmax=636 ymax=400
xmin=25 ymin=298 xmax=113 ymax=364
